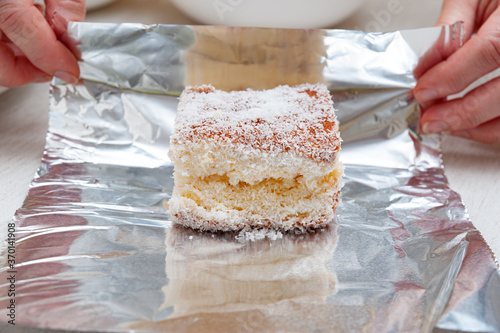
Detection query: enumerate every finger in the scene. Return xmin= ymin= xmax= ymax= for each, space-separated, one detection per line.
xmin=34 ymin=0 xmax=46 ymax=13
xmin=46 ymin=0 xmax=86 ymax=62
xmin=436 ymin=0 xmax=477 ymax=37
xmin=451 ymin=117 xmax=500 ymax=144
xmin=0 ymin=41 xmax=51 ymax=87
xmin=413 ymin=0 xmax=477 ymax=80
xmin=51 ymin=11 xmax=82 ymax=60
xmin=420 ymin=75 xmax=500 ymax=133
xmin=45 ymin=0 xmax=86 ymax=22
xmin=413 ymin=22 xmax=466 ymax=80
xmin=414 ymin=6 xmax=500 ymax=103
xmin=3 ymin=38 xmax=24 ymax=56
xmin=415 ymin=0 xmax=476 ymax=95
xmin=0 ymin=0 xmax=79 ymax=83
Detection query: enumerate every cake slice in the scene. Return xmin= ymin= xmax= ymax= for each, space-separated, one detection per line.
xmin=168 ymin=83 xmax=343 ymax=231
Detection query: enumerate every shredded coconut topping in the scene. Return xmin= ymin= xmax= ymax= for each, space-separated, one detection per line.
xmin=235 ymin=228 xmax=284 ymax=242
xmin=172 ymin=84 xmax=340 ymax=163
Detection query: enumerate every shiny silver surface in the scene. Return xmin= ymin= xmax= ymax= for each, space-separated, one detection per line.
xmin=0 ymin=22 xmax=498 ymax=332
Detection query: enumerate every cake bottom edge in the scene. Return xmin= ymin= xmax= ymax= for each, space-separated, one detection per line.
xmin=168 ymin=195 xmax=340 ymax=232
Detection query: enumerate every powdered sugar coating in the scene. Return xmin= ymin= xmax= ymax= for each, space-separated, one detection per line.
xmin=172 ymin=84 xmax=340 ymax=163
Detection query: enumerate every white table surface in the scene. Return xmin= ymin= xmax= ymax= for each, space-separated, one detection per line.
xmin=1 ymin=0 xmax=499 ymax=332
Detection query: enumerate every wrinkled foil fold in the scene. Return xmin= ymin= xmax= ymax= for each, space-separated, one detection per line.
xmin=1 ymin=22 xmax=498 ymax=332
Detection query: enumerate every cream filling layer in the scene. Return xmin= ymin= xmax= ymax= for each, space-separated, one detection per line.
xmin=169 ymin=141 xmax=341 ymax=187
xmin=169 ymin=162 xmax=343 ymax=225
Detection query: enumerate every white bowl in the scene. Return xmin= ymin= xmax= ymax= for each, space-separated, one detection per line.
xmin=170 ymin=0 xmax=367 ymax=29
xmin=86 ymin=0 xmax=118 ymax=11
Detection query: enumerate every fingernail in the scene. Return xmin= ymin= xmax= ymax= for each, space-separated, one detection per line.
xmin=422 ymin=120 xmax=450 ymax=134
xmin=54 ymin=71 xmax=78 ymax=84
xmin=34 ymin=75 xmax=52 ymax=83
xmin=415 ymin=89 xmax=439 ymax=103
xmin=451 ymin=130 xmax=470 ymax=139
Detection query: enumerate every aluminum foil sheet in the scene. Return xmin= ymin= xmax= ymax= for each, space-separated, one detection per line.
xmin=1 ymin=22 xmax=499 ymax=332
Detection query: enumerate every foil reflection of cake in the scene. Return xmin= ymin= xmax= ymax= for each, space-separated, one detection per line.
xmin=161 ymin=224 xmax=338 ymax=319
xmin=184 ymin=26 xmax=327 ymax=91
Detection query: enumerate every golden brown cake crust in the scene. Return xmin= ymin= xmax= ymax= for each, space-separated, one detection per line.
xmin=171 ymin=83 xmax=341 ymax=164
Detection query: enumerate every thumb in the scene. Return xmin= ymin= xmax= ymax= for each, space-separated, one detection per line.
xmin=0 ymin=0 xmax=79 ymax=83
